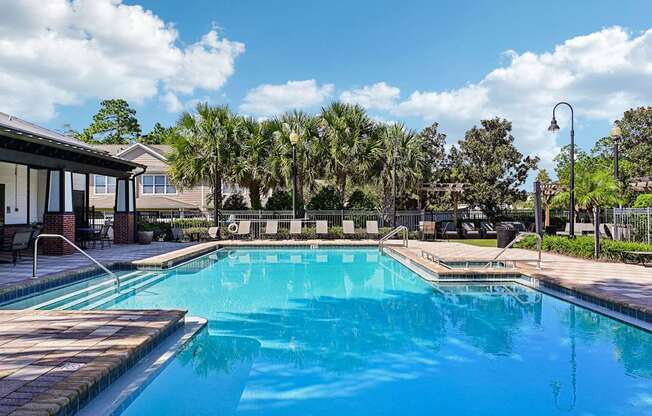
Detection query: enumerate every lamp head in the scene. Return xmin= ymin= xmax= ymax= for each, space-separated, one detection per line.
xmin=610 ymin=121 xmax=622 ymax=140
xmin=289 ymin=131 xmax=300 ymax=145
xmin=548 ymin=117 xmax=560 ymax=132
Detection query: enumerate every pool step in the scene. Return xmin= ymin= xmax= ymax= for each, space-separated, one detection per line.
xmin=79 ymin=273 xmax=170 ymax=310
xmin=28 ymin=270 xmax=149 ymax=310
xmin=52 ymin=272 xmax=162 ymax=310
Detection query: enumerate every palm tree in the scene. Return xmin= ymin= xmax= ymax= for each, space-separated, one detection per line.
xmin=318 ymin=102 xmax=375 ymax=206
xmin=267 ymin=111 xmax=321 ymax=213
xmin=230 ymin=117 xmax=275 ymax=210
xmin=168 ymin=103 xmax=239 ymax=227
xmin=374 ymin=123 xmax=426 ymax=214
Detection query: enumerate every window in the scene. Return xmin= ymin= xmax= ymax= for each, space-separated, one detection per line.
xmin=142 ymin=175 xmax=176 ymax=194
xmin=94 ymin=175 xmax=116 ymax=194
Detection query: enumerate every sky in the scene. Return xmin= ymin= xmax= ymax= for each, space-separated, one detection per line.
xmin=2 ymin=0 xmax=652 ymax=176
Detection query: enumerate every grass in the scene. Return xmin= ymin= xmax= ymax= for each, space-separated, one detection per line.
xmin=458 ymin=239 xmax=498 ymax=248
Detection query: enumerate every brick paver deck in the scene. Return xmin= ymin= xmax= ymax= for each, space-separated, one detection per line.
xmin=0 ymin=309 xmax=186 ymax=416
xmin=393 ymin=241 xmax=652 ymax=315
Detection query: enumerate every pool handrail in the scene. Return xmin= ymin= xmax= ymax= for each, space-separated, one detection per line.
xmin=490 ymin=232 xmax=542 ymax=269
xmin=33 ymin=234 xmax=120 ymax=286
xmin=379 ymin=226 xmax=409 ymax=248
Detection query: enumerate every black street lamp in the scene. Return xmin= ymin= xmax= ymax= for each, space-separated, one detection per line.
xmin=290 ymin=131 xmax=300 ymax=219
xmin=392 ymin=142 xmax=398 ymax=228
xmin=548 ymin=102 xmax=575 ymax=238
xmin=610 ymin=121 xmax=622 ymax=181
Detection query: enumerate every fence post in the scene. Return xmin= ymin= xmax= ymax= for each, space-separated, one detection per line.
xmin=594 ymin=206 xmax=601 ymax=258
xmin=648 ymin=207 xmax=651 ymax=245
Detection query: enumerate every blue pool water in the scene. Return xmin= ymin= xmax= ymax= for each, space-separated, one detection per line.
xmin=99 ymin=249 xmax=650 ymax=415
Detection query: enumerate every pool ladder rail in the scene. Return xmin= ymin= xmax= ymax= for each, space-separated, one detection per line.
xmin=489 ymin=232 xmax=542 ymax=270
xmin=32 ymin=234 xmax=121 ymax=287
xmin=379 ymin=226 xmax=409 ymax=249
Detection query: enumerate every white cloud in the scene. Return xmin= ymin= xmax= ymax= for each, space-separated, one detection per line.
xmin=340 ymin=82 xmax=400 ymax=110
xmin=161 ymin=92 xmax=183 ymax=113
xmin=240 ymin=80 xmax=333 ymax=116
xmin=391 ymin=26 xmax=652 ymax=169
xmin=0 ymin=0 xmax=244 ymax=120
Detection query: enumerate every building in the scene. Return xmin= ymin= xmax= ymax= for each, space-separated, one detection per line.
xmin=89 ymin=143 xmax=245 ymax=219
xmin=0 ymin=112 xmax=144 ymax=254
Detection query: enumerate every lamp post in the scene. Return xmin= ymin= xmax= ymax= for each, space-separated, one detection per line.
xmin=392 ymin=142 xmax=397 ymax=228
xmin=610 ymin=121 xmax=622 ymax=181
xmin=548 ymin=102 xmax=575 ymax=238
xmin=290 ymin=131 xmax=299 ymax=219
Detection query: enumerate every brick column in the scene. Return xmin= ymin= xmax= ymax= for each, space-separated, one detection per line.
xmin=113 ymin=212 xmax=135 ymax=244
xmin=43 ymin=213 xmax=76 ymax=255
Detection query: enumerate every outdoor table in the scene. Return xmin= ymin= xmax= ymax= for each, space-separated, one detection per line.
xmin=76 ymin=227 xmax=100 ymax=249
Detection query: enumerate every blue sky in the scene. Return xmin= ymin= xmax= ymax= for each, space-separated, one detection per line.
xmin=3 ymin=0 xmax=652 ymax=173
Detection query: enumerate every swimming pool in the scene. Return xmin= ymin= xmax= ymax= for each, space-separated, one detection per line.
xmin=7 ymin=248 xmax=652 ymax=415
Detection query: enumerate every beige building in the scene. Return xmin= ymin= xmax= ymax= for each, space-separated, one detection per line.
xmin=89 ymin=143 xmax=243 ymax=218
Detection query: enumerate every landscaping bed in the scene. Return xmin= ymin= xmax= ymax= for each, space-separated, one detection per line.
xmin=515 ymin=235 xmax=652 ymax=262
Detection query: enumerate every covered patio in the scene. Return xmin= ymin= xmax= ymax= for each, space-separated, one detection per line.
xmin=0 ymin=112 xmax=145 ymax=258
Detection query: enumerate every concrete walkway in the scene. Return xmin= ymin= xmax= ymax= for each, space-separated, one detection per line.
xmin=0 ymin=242 xmax=195 ymax=290
xmin=0 ymin=309 xmax=186 ymax=416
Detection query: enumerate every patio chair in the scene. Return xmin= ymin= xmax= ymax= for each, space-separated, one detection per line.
xmin=442 ymin=222 xmax=459 ymax=239
xmin=171 ymin=227 xmax=185 ymax=242
xmin=264 ymin=220 xmax=278 ymax=238
xmin=0 ymin=231 xmax=32 ymax=265
xmin=342 ymin=220 xmax=355 ymax=237
xmin=290 ymin=220 xmax=302 ymax=237
xmin=480 ymin=221 xmax=497 ymax=238
xmin=208 ymin=227 xmax=219 ymax=240
xmin=462 ymin=222 xmax=481 ymax=238
xmin=602 ymin=223 xmax=615 ymax=240
xmin=316 ymin=220 xmax=328 ymax=237
xmin=421 ymin=221 xmax=436 ymax=240
xmin=90 ymin=224 xmax=111 ymax=249
xmin=236 ymin=221 xmax=251 ymax=239
xmin=366 ymin=220 xmax=379 ymax=238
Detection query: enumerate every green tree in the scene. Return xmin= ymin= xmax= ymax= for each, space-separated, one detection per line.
xmin=229 ymin=117 xmax=275 ymax=209
xmin=346 ymin=189 xmax=377 ymax=210
xmin=223 ymin=193 xmax=248 ymax=210
xmin=168 ymin=103 xmax=239 ymax=227
xmin=633 ymin=194 xmax=652 ymax=208
xmin=611 ymin=107 xmax=652 ymax=179
xmin=79 ymin=99 xmax=141 ymax=144
xmin=417 ymin=122 xmax=447 ymax=208
xmin=451 ymin=118 xmax=539 ymax=220
xmin=306 ymin=185 xmax=342 ymax=210
xmin=140 ymin=123 xmax=179 ymax=145
xmin=264 ymin=189 xmax=292 ymax=210
xmin=318 ymin=102 xmax=376 ymax=207
xmin=536 ymin=168 xmax=551 ymax=184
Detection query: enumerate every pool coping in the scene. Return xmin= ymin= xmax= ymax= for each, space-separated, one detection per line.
xmin=76 ymin=316 xmax=207 ymax=416
xmin=383 ymin=246 xmax=652 ymax=331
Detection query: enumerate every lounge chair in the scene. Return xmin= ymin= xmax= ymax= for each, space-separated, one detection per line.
xmin=480 ymin=222 xmax=497 ymax=238
xmin=171 ymin=227 xmax=185 ymax=242
xmin=208 ymin=227 xmax=219 ymax=240
xmin=236 ymin=221 xmax=251 ymax=239
xmin=0 ymin=231 xmax=32 ymax=265
xmin=316 ymin=220 xmax=328 ymax=236
xmin=342 ymin=220 xmax=355 ymax=237
xmin=366 ymin=220 xmax=379 ymax=238
xmin=442 ymin=222 xmax=459 ymax=239
xmin=290 ymin=220 xmax=302 ymax=236
xmin=462 ymin=222 xmax=481 ymax=238
xmin=421 ymin=221 xmax=436 ymax=240
xmin=264 ymin=220 xmax=278 ymax=238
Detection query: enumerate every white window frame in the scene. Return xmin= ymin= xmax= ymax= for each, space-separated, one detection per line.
xmin=94 ymin=175 xmax=116 ymax=195
xmin=141 ymin=174 xmax=177 ymax=195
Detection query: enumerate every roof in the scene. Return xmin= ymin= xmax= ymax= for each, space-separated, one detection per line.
xmin=0 ymin=112 xmax=145 ymax=175
xmin=90 ymin=195 xmax=198 ymax=210
xmin=95 ymin=143 xmax=172 ymax=160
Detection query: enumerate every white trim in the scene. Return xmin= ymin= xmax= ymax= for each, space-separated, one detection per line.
xmin=116 ymin=142 xmax=168 ymax=162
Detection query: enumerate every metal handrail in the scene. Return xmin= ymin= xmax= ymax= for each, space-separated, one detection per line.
xmin=33 ymin=234 xmax=120 ymax=285
xmin=490 ymin=232 xmax=542 ymax=269
xmin=379 ymin=226 xmax=409 ymax=248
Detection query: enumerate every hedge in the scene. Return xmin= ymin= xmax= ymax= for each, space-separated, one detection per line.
xmin=515 ymin=235 xmax=652 ymax=261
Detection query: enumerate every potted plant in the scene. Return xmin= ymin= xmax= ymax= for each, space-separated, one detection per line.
xmin=138 ymin=223 xmax=156 ymax=245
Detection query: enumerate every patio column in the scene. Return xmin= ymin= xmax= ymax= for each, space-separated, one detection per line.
xmin=113 ymin=177 xmax=135 ymax=244
xmin=43 ymin=169 xmax=76 ymax=255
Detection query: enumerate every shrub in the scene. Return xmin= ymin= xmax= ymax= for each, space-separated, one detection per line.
xmin=633 ymin=194 xmax=652 ymax=208
xmin=347 ymin=189 xmax=376 ymax=210
xmin=515 ymin=235 xmax=652 ymax=261
xmin=306 ymin=186 xmax=342 ymax=210
xmin=138 ymin=221 xmax=172 ymax=241
xmin=223 ymin=193 xmax=248 ymax=210
xmin=265 ymin=190 xmax=293 ymax=210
